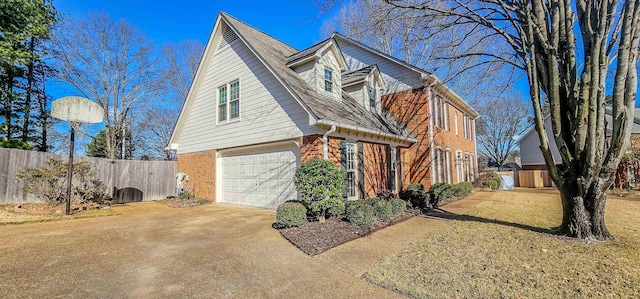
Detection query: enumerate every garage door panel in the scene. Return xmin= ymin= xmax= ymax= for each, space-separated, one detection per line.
xmin=219 ymin=143 xmax=299 ymax=209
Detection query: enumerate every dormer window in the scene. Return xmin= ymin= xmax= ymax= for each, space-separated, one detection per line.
xmin=324 ymin=68 xmax=333 ymax=92
xmin=369 ymin=86 xmax=377 ymax=111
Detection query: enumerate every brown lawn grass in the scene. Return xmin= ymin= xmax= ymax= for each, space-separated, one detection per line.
xmin=365 ymin=189 xmax=640 ymax=298
xmin=0 ymin=204 xmax=119 ymax=225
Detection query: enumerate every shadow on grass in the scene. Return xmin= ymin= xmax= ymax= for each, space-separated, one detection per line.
xmin=420 ymin=208 xmax=562 ymax=235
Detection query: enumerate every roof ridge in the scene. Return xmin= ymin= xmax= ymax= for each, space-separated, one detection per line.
xmin=220 ymin=12 xmax=299 ymax=52
xmin=285 ymin=37 xmax=333 ymax=58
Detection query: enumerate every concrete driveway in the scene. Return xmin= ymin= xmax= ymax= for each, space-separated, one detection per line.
xmin=0 ymin=194 xmax=488 ymax=298
xmin=0 ymin=202 xmax=407 ymax=298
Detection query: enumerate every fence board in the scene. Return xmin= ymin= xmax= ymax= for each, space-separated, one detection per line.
xmin=517 ymin=170 xmax=554 ymax=188
xmin=0 ymin=148 xmax=177 ymax=204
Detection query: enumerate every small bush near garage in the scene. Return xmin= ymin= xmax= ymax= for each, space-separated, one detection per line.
xmin=390 ymin=198 xmax=407 ymax=215
xmin=293 ymin=158 xmax=345 ymax=218
xmin=276 ymin=202 xmax=307 ymax=228
xmin=311 ymin=197 xmax=345 ymax=221
xmin=346 ymin=201 xmax=375 ymax=226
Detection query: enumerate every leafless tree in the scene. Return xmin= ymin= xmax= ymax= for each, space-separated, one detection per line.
xmin=50 ymin=12 xmax=165 ymax=159
xmin=476 ymin=94 xmax=531 ymax=170
xmin=367 ymin=0 xmax=640 ymax=240
xmin=321 ymin=0 xmax=518 ymax=105
xmin=136 ymin=40 xmax=203 ymax=160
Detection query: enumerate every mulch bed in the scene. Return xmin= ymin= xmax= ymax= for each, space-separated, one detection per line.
xmin=157 ymin=197 xmax=211 ymax=208
xmin=278 ymin=213 xmax=415 ymax=256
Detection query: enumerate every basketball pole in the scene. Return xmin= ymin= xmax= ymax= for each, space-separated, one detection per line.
xmin=65 ymin=122 xmax=76 ymax=215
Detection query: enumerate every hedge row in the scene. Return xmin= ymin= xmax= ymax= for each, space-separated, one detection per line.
xmin=399 ymin=182 xmax=474 ymax=209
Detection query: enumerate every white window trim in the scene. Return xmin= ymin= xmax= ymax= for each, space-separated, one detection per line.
xmin=323 ymin=67 xmax=333 ymax=93
xmin=216 ymin=79 xmax=241 ymax=124
xmin=345 ymin=142 xmax=357 ymax=199
xmin=454 ymin=112 xmax=459 ymax=136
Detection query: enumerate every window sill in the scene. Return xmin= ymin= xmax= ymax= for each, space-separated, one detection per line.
xmin=216 ymin=118 xmax=241 ymax=127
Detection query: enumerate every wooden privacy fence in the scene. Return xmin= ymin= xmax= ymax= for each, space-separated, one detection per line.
xmin=517 ymin=170 xmax=554 ymax=188
xmin=0 ymin=148 xmax=177 ymax=204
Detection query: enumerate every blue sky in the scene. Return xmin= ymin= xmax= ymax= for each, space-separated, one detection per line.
xmin=53 ymin=0 xmax=333 ymax=50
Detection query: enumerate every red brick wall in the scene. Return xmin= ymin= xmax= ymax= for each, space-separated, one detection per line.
xmin=435 ymin=103 xmax=477 ymax=182
xmin=177 ymin=150 xmax=216 ymax=201
xmin=300 ymin=135 xmax=342 ymax=166
xmin=383 ymin=88 xmax=433 ymax=189
xmin=363 ymin=142 xmax=388 ymax=198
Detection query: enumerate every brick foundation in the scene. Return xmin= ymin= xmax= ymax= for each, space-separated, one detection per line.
xmin=177 ymin=150 xmax=216 ymax=201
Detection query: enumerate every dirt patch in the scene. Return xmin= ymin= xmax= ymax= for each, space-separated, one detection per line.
xmin=0 ymin=202 xmax=118 ymax=225
xmin=279 ymin=213 xmax=414 ymax=256
xmin=156 ymin=197 xmax=211 ymax=208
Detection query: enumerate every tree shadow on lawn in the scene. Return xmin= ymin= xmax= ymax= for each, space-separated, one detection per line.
xmin=420 ymin=208 xmax=562 ymax=236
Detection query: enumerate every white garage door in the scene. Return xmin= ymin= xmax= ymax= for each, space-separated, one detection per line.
xmin=219 ymin=142 xmax=299 ymax=209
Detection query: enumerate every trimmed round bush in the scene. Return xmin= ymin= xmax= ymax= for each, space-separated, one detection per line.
xmin=372 ymin=199 xmax=393 ymax=221
xmin=346 ymin=201 xmax=374 ymax=226
xmin=390 ymin=198 xmax=407 ymax=215
xmin=407 ymin=183 xmax=425 ymax=192
xmin=293 ymin=158 xmax=345 ymax=204
xmin=474 ymin=172 xmax=501 ymax=190
xmin=456 ymin=182 xmax=473 ymax=196
xmin=428 ymin=183 xmax=455 ymax=208
xmin=276 ymin=202 xmax=307 ymax=228
xmin=375 ymin=190 xmax=397 ymax=201
xmin=311 ymin=197 xmax=345 ymax=220
xmin=399 ymin=189 xmax=428 ymax=208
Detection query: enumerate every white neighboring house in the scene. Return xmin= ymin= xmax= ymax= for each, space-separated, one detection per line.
xmin=518 ymin=107 xmax=640 ymax=170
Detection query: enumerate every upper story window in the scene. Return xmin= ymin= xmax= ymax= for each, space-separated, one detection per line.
xmin=324 ymin=68 xmax=333 ymax=92
xmin=369 ymin=84 xmax=377 ymax=112
xmin=217 ymin=80 xmax=240 ymax=123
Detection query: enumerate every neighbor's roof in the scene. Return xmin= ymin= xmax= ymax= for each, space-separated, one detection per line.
xmin=517 ymin=107 xmax=640 ymax=144
xmin=221 ymin=13 xmax=415 ymax=141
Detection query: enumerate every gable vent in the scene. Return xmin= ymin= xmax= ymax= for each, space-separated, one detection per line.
xmin=218 ymin=27 xmax=239 ymax=49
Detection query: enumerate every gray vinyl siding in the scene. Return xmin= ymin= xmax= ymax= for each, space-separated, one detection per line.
xmin=178 ymin=38 xmax=320 ymax=154
xmin=519 ymin=117 xmax=561 ymax=166
xmin=337 ymin=41 xmax=424 ymax=94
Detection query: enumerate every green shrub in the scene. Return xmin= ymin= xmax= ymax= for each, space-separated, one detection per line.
xmin=293 ymin=158 xmax=345 ymax=219
xmin=346 ymin=201 xmax=374 ymax=226
xmin=390 ymin=198 xmax=407 ymax=215
xmin=456 ymin=182 xmax=473 ymax=196
xmin=375 ymin=190 xmax=396 ymax=201
xmin=407 ymin=183 xmax=425 ymax=192
xmin=372 ymin=199 xmax=393 ymax=221
xmin=0 ymin=139 xmax=33 ymax=150
xmin=399 ymin=189 xmax=428 ymax=208
xmin=428 ymin=183 xmax=455 ymax=208
xmin=196 ymin=199 xmax=210 ymax=205
xmin=474 ymin=172 xmax=501 ymax=190
xmin=16 ymin=158 xmax=107 ymax=205
xmin=311 ymin=197 xmax=345 ymax=220
xmin=178 ymin=190 xmax=194 ymax=200
xmin=276 ymin=202 xmax=307 ymax=228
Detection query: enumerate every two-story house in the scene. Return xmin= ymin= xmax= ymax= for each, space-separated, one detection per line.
xmin=169 ymin=13 xmax=479 ymax=209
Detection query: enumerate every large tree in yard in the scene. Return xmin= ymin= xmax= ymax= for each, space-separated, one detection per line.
xmin=50 ymin=12 xmax=165 ymax=159
xmin=378 ymin=0 xmax=639 ymax=240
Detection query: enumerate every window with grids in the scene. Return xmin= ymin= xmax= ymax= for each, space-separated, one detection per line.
xmin=217 ymin=80 xmax=240 ymax=123
xmin=345 ymin=142 xmax=356 ymax=198
xmin=324 ymin=68 xmax=333 ymax=92
xmin=369 ymin=84 xmax=377 ymax=111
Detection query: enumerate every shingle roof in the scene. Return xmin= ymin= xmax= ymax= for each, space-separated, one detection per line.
xmin=285 ymin=38 xmax=331 ymax=65
xmin=342 ymin=65 xmax=376 ymax=86
xmin=221 ymin=13 xmax=414 ymax=141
